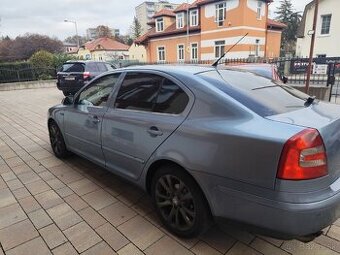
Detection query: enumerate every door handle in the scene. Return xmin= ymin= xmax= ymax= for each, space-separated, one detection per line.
xmin=89 ymin=115 xmax=100 ymax=124
xmin=147 ymin=126 xmax=163 ymax=137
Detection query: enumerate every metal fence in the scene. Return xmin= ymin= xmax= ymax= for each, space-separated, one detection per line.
xmin=0 ymin=67 xmax=57 ymax=83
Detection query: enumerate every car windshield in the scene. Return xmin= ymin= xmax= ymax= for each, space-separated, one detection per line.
xmin=198 ymin=69 xmax=310 ymax=117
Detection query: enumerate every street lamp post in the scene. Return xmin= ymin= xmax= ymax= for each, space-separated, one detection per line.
xmin=64 ymin=19 xmax=80 ymax=48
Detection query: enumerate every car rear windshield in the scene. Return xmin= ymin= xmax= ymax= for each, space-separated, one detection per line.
xmin=198 ymin=69 xmax=309 ymax=117
xmin=60 ymin=63 xmax=85 ymax=73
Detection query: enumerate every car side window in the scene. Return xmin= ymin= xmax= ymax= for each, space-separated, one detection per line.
xmin=115 ymin=72 xmax=162 ymax=112
xmin=86 ymin=63 xmax=99 ymax=72
xmin=97 ymin=63 xmax=107 ymax=72
xmin=154 ymin=78 xmax=189 ymax=114
xmin=78 ymin=73 xmax=120 ymax=107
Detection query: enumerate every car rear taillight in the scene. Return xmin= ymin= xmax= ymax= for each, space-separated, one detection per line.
xmin=277 ymin=128 xmax=328 ymax=180
xmin=83 ymin=72 xmax=91 ymax=80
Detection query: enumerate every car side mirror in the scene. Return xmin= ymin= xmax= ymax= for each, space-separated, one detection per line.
xmin=282 ymin=76 xmax=288 ymax=84
xmin=62 ymin=95 xmax=74 ymax=105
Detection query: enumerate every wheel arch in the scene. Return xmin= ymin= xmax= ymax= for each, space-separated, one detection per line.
xmin=145 ymin=159 xmax=213 ymax=216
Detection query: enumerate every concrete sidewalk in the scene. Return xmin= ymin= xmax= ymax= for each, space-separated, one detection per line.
xmin=0 ymin=87 xmax=339 ymax=255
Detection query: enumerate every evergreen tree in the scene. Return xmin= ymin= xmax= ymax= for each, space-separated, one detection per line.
xmin=131 ymin=17 xmax=142 ymax=39
xmin=275 ymin=0 xmax=302 ymax=55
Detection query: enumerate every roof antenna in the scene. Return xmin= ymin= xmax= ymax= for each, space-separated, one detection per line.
xmin=212 ymin=32 xmax=249 ymax=67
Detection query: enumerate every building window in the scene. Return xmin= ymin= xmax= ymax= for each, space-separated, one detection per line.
xmin=156 ymin=18 xmax=164 ymax=32
xmin=255 ymin=39 xmax=260 ymax=57
xmin=215 ymin=41 xmax=225 ymax=58
xmin=215 ymin=2 xmax=226 ymax=27
xmin=321 ymin=14 xmax=331 ymax=35
xmin=176 ymin=13 xmax=185 ymax=29
xmin=191 ymin=43 xmax=198 ymax=61
xmin=177 ymin=44 xmax=185 ymax=62
xmin=190 ymin=9 xmax=198 ymax=26
xmin=257 ymin=1 xmax=262 ymax=20
xmin=157 ymin=46 xmax=166 ymax=62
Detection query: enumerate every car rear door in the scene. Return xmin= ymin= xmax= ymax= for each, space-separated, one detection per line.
xmin=64 ymin=73 xmax=122 ymax=166
xmin=102 ymin=71 xmax=193 ymax=180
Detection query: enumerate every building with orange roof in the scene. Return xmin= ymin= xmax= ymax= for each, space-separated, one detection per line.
xmin=77 ymin=37 xmax=129 ymax=61
xmin=136 ymin=0 xmax=286 ymax=63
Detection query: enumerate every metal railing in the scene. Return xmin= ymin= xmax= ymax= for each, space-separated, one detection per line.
xmin=0 ymin=67 xmax=57 ymax=83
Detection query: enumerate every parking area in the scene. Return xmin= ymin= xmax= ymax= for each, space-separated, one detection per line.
xmin=0 ymin=87 xmax=340 ymax=255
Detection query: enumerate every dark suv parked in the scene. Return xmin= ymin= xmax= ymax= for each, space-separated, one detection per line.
xmin=57 ymin=61 xmax=116 ymax=96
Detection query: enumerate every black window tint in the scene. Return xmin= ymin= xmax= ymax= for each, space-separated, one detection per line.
xmin=61 ymin=63 xmax=84 ymax=72
xmin=115 ymin=73 xmax=162 ymax=112
xmin=199 ymin=70 xmax=308 ymax=116
xmin=86 ymin=62 xmax=99 ymax=72
xmin=97 ymin=63 xmax=107 ymax=72
xmin=78 ymin=73 xmax=120 ymax=107
xmin=154 ymin=79 xmax=189 ymax=114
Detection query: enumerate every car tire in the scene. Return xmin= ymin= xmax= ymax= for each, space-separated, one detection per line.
xmin=63 ymin=91 xmax=70 ymax=96
xmin=151 ymin=165 xmax=212 ymax=238
xmin=48 ymin=121 xmax=70 ymax=159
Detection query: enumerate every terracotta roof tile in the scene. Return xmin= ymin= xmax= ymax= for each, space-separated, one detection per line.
xmin=267 ymin=19 xmax=287 ymax=29
xmin=84 ymin=37 xmax=129 ymax=51
xmin=174 ymin=3 xmax=190 ymax=12
xmin=153 ymin=9 xmax=176 ymax=18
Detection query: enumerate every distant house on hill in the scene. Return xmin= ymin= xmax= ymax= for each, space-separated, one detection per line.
xmin=77 ymin=37 xmax=129 ymax=61
xmin=63 ymin=42 xmax=78 ymax=55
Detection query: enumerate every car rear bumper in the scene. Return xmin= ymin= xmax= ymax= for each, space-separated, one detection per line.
xmin=192 ymin=172 xmax=340 ymax=238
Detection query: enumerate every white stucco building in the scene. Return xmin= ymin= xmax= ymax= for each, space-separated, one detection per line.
xmin=296 ymin=0 xmax=340 ymax=57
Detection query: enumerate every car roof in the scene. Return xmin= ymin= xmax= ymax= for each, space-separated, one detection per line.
xmin=119 ymin=64 xmax=218 ymax=75
xmin=65 ymin=60 xmax=111 ymax=64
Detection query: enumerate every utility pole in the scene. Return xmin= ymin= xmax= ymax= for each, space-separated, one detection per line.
xmin=305 ymin=0 xmax=319 ymax=94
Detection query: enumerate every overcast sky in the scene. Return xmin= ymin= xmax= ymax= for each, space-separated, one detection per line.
xmin=0 ymin=0 xmax=311 ymax=40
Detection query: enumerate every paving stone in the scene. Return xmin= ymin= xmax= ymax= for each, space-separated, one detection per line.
xmin=118 ymin=215 xmax=164 ymax=250
xmin=28 ymin=208 xmax=53 ymax=229
xmin=68 ymin=178 xmax=100 ymax=196
xmin=25 ymin=179 xmax=50 ymax=195
xmin=118 ymin=243 xmax=144 ymax=255
xmin=30 ymin=150 xmax=53 ymax=160
xmin=145 ymin=236 xmax=193 ymax=255
xmin=82 ymin=189 xmax=117 ymax=211
xmin=12 ymin=186 xmax=31 ymax=200
xmin=259 ymin=236 xmax=284 ymax=247
xmin=5 ymin=156 xmax=24 ymax=168
xmin=328 ymin=225 xmax=340 ymax=241
xmin=0 ymin=188 xmax=17 ymax=208
xmin=56 ymin=186 xmax=74 ymax=198
xmin=35 ymin=190 xmax=64 ymax=210
xmin=6 ymin=178 xmax=24 ymax=190
xmin=281 ymin=240 xmax=339 ymax=255
xmin=47 ymin=203 xmax=82 ymax=231
xmin=0 ymin=164 xmax=11 ymax=174
xmin=39 ymin=171 xmax=56 ymax=181
xmin=40 ymin=224 xmax=68 ymax=249
xmin=63 ymin=221 xmax=101 ymax=253
xmin=251 ymin=238 xmax=290 ymax=255
xmin=0 ymin=203 xmax=27 ymax=230
xmin=6 ymin=237 xmax=52 ymax=255
xmin=46 ymin=178 xmax=65 ymax=190
xmin=191 ymin=241 xmax=223 ymax=255
xmin=200 ymin=226 xmax=236 ymax=254
xmin=52 ymin=242 xmax=78 ymax=255
xmin=1 ymin=171 xmax=16 ymax=181
xmin=97 ymin=222 xmax=129 ymax=251
xmin=315 ymin=234 xmax=340 ymax=253
xmin=17 ymin=170 xmax=40 ymax=184
xmin=0 ymin=219 xmax=39 ymax=251
xmin=81 ymin=241 xmax=117 ymax=255
xmin=64 ymin=193 xmax=88 ymax=211
xmin=226 ymin=242 xmax=262 ymax=255
xmin=11 ymin=163 xmax=32 ymax=175
xmin=18 ymin=195 xmax=41 ymax=213
xmin=79 ymin=206 xmax=107 ymax=229
xmin=39 ymin=156 xmax=64 ymax=168
xmin=99 ymin=202 xmax=137 ymax=227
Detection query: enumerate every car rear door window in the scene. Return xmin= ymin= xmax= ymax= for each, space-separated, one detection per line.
xmin=154 ymin=78 xmax=189 ymax=114
xmin=61 ymin=63 xmax=84 ymax=73
xmin=115 ymin=72 xmax=162 ymax=112
xmin=78 ymin=73 xmax=121 ymax=107
xmin=97 ymin=63 xmax=108 ymax=72
xmin=86 ymin=62 xmax=100 ymax=72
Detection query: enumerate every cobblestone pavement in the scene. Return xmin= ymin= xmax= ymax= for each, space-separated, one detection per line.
xmin=0 ymin=87 xmax=339 ymax=255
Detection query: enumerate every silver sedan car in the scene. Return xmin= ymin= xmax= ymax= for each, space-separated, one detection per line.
xmin=48 ymin=65 xmax=340 ymax=240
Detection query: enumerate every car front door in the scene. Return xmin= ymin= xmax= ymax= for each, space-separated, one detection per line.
xmin=102 ymin=71 xmax=192 ymax=180
xmin=64 ymin=73 xmax=122 ymax=166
